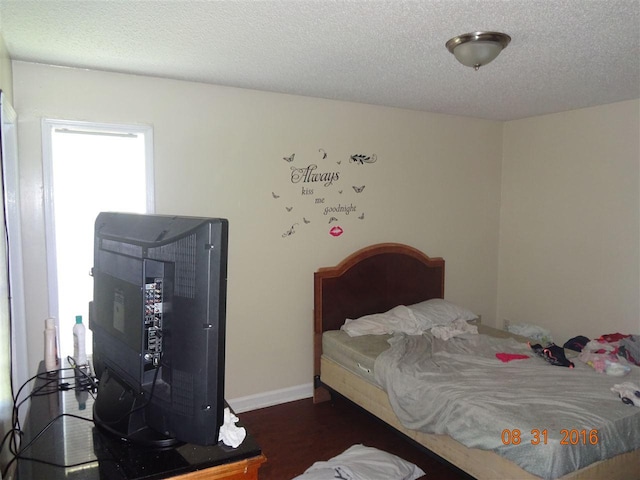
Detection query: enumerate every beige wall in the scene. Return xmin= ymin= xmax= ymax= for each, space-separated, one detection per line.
xmin=0 ymin=31 xmax=12 ymax=103
xmin=13 ymin=60 xmax=639 ymax=400
xmin=499 ymin=100 xmax=640 ymax=342
xmin=13 ymin=61 xmax=503 ymax=397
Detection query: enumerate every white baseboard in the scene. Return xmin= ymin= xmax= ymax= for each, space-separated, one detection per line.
xmin=228 ymin=382 xmax=313 ymax=413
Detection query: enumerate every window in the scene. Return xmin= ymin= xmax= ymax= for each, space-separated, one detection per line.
xmin=42 ymin=120 xmax=154 ymax=358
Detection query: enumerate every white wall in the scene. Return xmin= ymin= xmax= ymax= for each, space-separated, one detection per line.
xmin=11 ymin=62 xmax=640 ymax=404
xmin=0 ymin=30 xmax=15 ymax=472
xmin=499 ymin=100 xmax=640 ymax=342
xmin=13 ymin=61 xmax=503 ymax=399
xmin=0 ymin=29 xmax=12 ymax=104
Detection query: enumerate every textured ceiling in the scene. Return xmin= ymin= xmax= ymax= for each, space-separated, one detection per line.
xmin=0 ymin=0 xmax=638 ymax=121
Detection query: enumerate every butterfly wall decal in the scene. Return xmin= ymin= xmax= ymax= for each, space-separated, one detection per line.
xmin=282 ymin=223 xmax=298 ymax=237
xmin=283 ymin=153 xmax=295 ymax=163
xmin=349 ymin=154 xmax=377 ymax=165
xmin=352 ymin=185 xmax=365 ymax=193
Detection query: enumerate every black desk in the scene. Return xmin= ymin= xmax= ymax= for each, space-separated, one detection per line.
xmin=17 ymin=363 xmax=263 ymax=480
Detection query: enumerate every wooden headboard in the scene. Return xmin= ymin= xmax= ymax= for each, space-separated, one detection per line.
xmin=313 ymin=243 xmax=444 ymax=401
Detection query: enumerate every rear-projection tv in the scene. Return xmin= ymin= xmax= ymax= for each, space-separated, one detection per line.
xmin=90 ymin=212 xmax=228 ymax=447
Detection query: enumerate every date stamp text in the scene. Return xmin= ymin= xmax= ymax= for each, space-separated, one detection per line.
xmin=501 ymin=429 xmax=599 ymax=446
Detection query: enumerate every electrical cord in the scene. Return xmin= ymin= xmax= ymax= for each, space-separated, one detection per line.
xmin=96 ymin=352 xmax=163 ymax=427
xmin=66 ymin=355 xmax=99 ymax=397
xmin=7 ymin=367 xmax=73 ymax=450
xmin=9 ymin=368 xmax=69 ymax=458
xmin=3 ymin=355 xmax=166 ymax=476
xmin=1 ymin=362 xmax=108 ymax=478
xmin=2 ymin=413 xmax=111 ymax=476
xmin=12 ymin=365 xmax=96 ymax=432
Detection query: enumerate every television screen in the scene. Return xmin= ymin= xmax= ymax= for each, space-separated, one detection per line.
xmin=90 ymin=212 xmax=228 ymax=446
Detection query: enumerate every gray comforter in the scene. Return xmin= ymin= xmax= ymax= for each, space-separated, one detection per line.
xmin=373 ymin=332 xmax=640 ymax=479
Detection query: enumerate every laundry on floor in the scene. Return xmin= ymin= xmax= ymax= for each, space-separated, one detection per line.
xmin=291 ymin=444 xmax=425 ymax=480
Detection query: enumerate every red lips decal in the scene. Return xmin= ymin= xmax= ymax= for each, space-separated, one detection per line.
xmin=329 ymin=226 xmax=344 ymax=237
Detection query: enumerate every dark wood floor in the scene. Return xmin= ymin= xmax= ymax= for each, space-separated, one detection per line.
xmin=239 ymin=394 xmax=473 ymax=480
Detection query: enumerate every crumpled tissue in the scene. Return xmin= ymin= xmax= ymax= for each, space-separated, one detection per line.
xmin=218 ymin=407 xmax=246 ymax=448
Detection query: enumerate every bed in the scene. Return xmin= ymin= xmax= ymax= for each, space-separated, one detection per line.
xmin=313 ymin=243 xmax=640 ymax=480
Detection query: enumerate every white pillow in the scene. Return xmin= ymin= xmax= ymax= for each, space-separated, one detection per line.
xmin=409 ymin=298 xmax=477 ymax=328
xmin=341 ymin=305 xmax=421 ymax=337
xmin=292 ymin=444 xmax=425 ymax=480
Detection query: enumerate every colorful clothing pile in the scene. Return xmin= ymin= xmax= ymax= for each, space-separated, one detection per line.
xmin=578 ymin=333 xmax=634 ymax=376
xmin=619 ymin=335 xmax=640 ymax=366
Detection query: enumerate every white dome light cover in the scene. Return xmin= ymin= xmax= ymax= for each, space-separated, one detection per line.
xmin=446 ymin=32 xmax=511 ymax=70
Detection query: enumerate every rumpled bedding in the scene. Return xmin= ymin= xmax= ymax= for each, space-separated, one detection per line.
xmin=373 ymin=332 xmax=640 ymax=480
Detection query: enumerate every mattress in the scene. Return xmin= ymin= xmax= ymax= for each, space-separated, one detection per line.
xmin=322 ymin=330 xmax=391 ymax=385
xmin=322 ymin=324 xmax=527 ymax=386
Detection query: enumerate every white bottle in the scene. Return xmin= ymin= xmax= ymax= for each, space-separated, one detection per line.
xmin=44 ymin=317 xmax=60 ymax=373
xmin=73 ymin=315 xmax=87 ymax=366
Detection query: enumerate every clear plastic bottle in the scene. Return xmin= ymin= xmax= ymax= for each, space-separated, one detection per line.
xmin=75 ymin=387 xmax=88 ymax=410
xmin=73 ymin=315 xmax=87 ymax=366
xmin=44 ymin=317 xmax=60 ymax=373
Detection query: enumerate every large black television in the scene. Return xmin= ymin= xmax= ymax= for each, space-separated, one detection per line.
xmin=90 ymin=212 xmax=228 ymax=447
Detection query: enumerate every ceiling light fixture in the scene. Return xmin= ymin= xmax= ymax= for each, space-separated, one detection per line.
xmin=446 ymin=31 xmax=511 ymax=70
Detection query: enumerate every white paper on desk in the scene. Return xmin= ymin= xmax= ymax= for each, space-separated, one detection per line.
xmin=218 ymin=407 xmax=246 ymax=448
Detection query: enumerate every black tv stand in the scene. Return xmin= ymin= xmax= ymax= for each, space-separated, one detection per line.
xmin=92 ymin=368 xmax=179 ymax=448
